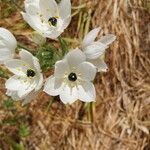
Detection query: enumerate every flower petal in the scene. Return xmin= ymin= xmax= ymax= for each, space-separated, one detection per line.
xmin=89 ymin=58 xmax=108 ymax=72
xmin=82 ymin=27 xmax=101 ymax=47
xmin=43 ymin=76 xmax=62 ymax=96
xmin=60 ymin=85 xmax=78 ymax=104
xmin=5 ymin=75 xmax=27 ymax=91
xmin=42 ymin=29 xmax=61 ymax=39
xmin=5 ymin=59 xmax=28 ymax=76
xmin=98 ymin=34 xmax=116 ymax=45
xmin=54 ymin=59 xmax=69 ymax=78
xmin=78 ymin=82 xmax=96 ymax=102
xmin=35 ymin=73 xmax=43 ymax=91
xmin=5 ymin=75 xmax=35 ymax=98
xmin=65 ymin=48 xmax=86 ymax=68
xmin=33 ymin=57 xmax=41 ymax=73
xmin=39 ymin=0 xmax=58 ymax=19
xmin=62 ymin=17 xmax=71 ymax=30
xmin=0 ymin=48 xmax=13 ymax=64
xmin=21 ymin=12 xmax=45 ymax=33
xmin=24 ymin=0 xmax=40 ymax=15
xmin=77 ymin=62 xmax=96 ymax=81
xmin=83 ymin=42 xmax=107 ymax=59
xmin=19 ymin=49 xmax=35 ymax=69
xmin=6 ymin=90 xmax=20 ymax=100
xmin=0 ymin=27 xmax=17 ymax=50
xmin=59 ymin=0 xmax=71 ymax=20
xmin=17 ymin=79 xmax=36 ymax=98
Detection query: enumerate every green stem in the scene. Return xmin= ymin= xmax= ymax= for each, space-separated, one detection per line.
xmin=62 ymin=37 xmax=79 ymax=44
xmin=72 ymin=4 xmax=86 ymax=10
xmin=46 ymin=98 xmax=55 ymax=112
xmin=87 ymin=102 xmax=95 ymax=123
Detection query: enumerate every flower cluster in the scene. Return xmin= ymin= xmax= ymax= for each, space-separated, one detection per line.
xmin=0 ymin=0 xmax=116 ymax=105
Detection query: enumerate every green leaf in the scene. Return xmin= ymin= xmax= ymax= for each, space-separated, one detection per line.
xmin=19 ymin=124 xmax=30 ymax=137
xmin=3 ymin=98 xmax=14 ymax=110
xmin=0 ymin=68 xmax=8 ymax=78
xmin=58 ymin=36 xmax=69 ymax=56
xmin=5 ymin=137 xmax=25 ymax=150
xmin=36 ymin=44 xmax=60 ymax=71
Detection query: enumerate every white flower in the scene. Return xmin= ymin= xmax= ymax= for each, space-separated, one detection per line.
xmin=22 ymin=0 xmax=71 ymax=39
xmin=0 ymin=28 xmax=17 ymax=64
xmin=44 ymin=49 xmax=96 ymax=104
xmin=5 ymin=49 xmax=43 ymax=105
xmin=82 ymin=27 xmax=116 ymax=72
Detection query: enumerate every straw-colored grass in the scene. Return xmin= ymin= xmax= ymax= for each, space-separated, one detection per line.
xmin=0 ymin=0 xmax=150 ymax=149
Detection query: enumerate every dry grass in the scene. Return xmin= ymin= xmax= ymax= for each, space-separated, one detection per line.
xmin=0 ymin=0 xmax=150 ymax=150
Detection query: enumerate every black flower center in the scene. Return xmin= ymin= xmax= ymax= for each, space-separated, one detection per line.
xmin=68 ymin=73 xmax=77 ymax=82
xmin=48 ymin=17 xmax=57 ymax=26
xmin=27 ymin=69 xmax=36 ymax=77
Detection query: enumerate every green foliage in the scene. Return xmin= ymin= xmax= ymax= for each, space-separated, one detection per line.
xmin=58 ymin=36 xmax=69 ymax=56
xmin=6 ymin=137 xmax=25 ymax=150
xmin=0 ymin=68 xmax=8 ymax=78
xmin=19 ymin=124 xmax=30 ymax=137
xmin=3 ymin=98 xmax=15 ymax=111
xmin=2 ymin=118 xmax=17 ymax=125
xmin=36 ymin=44 xmax=60 ymax=71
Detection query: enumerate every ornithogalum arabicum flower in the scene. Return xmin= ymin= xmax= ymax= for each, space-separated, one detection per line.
xmin=21 ymin=0 xmax=71 ymax=39
xmin=81 ymin=27 xmax=116 ymax=72
xmin=44 ymin=49 xmax=97 ymax=104
xmin=0 ymin=28 xmax=17 ymax=64
xmin=5 ymin=49 xmax=43 ymax=105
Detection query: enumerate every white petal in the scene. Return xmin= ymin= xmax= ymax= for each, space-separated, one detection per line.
xmin=59 ymin=0 xmax=71 ymax=20
xmin=35 ymin=73 xmax=43 ymax=91
xmin=43 ymin=30 xmax=62 ymax=39
xmin=77 ymin=62 xmax=96 ymax=81
xmin=0 ymin=28 xmax=17 ymax=50
xmin=33 ymin=57 xmax=41 ymax=73
xmin=89 ymin=58 xmax=108 ymax=72
xmin=60 ymin=85 xmax=78 ymax=104
xmin=84 ymin=42 xmax=107 ymax=59
xmin=65 ymin=48 xmax=86 ymax=68
xmin=62 ymin=17 xmax=71 ymax=30
xmin=54 ymin=59 xmax=69 ymax=78
xmin=5 ymin=75 xmax=28 ymax=91
xmin=24 ymin=0 xmax=39 ymax=15
xmin=78 ymin=82 xmax=96 ymax=102
xmin=5 ymin=75 xmax=35 ymax=98
xmin=17 ymin=79 xmax=36 ymax=98
xmin=20 ymin=49 xmax=42 ymax=73
xmin=21 ymin=12 xmax=45 ymax=33
xmin=82 ymin=27 xmax=101 ymax=48
xmin=98 ymin=34 xmax=116 ymax=45
xmin=43 ymin=76 xmax=62 ymax=96
xmin=19 ymin=49 xmax=34 ymax=69
xmin=0 ymin=48 xmax=13 ymax=64
xmin=5 ymin=76 xmax=21 ymax=91
xmin=6 ymin=90 xmax=20 ymax=100
xmin=39 ymin=0 xmax=58 ymax=19
xmin=5 ymin=59 xmax=28 ymax=76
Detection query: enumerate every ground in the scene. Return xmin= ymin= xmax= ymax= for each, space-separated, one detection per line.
xmin=0 ymin=0 xmax=150 ymax=150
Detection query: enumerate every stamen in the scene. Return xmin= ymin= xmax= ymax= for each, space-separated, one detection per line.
xmin=68 ymin=73 xmax=77 ymax=82
xmin=48 ymin=17 xmax=57 ymax=26
xmin=26 ymin=69 xmax=36 ymax=77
